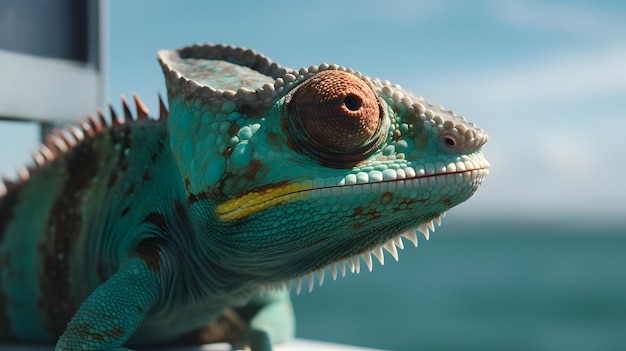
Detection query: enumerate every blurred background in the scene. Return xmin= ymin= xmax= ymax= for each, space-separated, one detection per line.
xmin=1 ymin=1 xmax=625 ymax=350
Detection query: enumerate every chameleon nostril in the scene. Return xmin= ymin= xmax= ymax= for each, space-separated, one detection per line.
xmin=441 ymin=134 xmax=459 ymax=149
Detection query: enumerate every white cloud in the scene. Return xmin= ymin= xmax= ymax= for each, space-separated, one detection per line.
xmin=493 ymin=0 xmax=626 ymax=42
xmin=446 ymin=46 xmax=626 ymax=110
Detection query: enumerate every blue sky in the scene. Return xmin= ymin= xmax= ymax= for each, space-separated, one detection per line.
xmin=2 ymin=0 xmax=625 ymax=226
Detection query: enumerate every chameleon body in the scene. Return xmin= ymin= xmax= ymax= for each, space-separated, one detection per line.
xmin=0 ymin=43 xmax=489 ymax=350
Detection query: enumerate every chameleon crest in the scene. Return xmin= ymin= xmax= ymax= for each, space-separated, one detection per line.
xmin=0 ymin=43 xmax=488 ymax=350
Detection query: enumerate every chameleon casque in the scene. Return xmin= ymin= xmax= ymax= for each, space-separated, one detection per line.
xmin=0 ymin=43 xmax=489 ymax=350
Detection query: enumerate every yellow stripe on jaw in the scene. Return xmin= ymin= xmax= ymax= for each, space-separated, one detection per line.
xmin=216 ymin=182 xmax=313 ymax=221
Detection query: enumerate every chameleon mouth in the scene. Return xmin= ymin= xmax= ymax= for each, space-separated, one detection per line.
xmin=216 ymin=153 xmax=489 ymax=222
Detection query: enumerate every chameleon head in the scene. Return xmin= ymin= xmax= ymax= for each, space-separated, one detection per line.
xmin=159 ymin=44 xmax=489 ymax=289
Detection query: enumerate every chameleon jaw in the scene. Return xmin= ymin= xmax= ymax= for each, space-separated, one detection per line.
xmin=263 ymin=214 xmax=444 ymax=295
xmin=215 ymin=153 xmax=489 ymax=222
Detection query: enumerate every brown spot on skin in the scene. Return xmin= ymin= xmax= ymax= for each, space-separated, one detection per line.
xmin=106 ymin=170 xmax=119 ymax=188
xmin=108 ymin=327 xmax=125 ymax=338
xmin=238 ymin=104 xmax=252 ymax=114
xmin=66 ymin=323 xmax=125 ymax=342
xmin=244 ymin=160 xmax=264 ymax=180
xmin=223 ymin=147 xmax=233 ymax=157
xmin=39 ymin=137 xmax=100 ymax=336
xmin=123 ymin=184 xmax=136 ymax=198
xmin=142 ymin=170 xmax=152 ymax=181
xmin=136 ymin=237 xmax=165 ymax=273
xmin=151 ymin=152 xmax=159 ymax=164
xmin=381 ymin=192 xmax=393 ymax=205
xmin=347 ymin=205 xmax=381 ymax=223
xmin=187 ymin=191 xmax=210 ymax=206
xmin=121 ymin=207 xmax=130 ymax=217
xmin=349 ymin=206 xmax=363 ymax=218
xmin=440 ymin=199 xmax=452 ymax=206
xmin=172 ymin=199 xmax=195 ymax=244
xmin=228 ymin=124 xmax=240 ymax=136
xmin=174 ymin=200 xmax=186 ymax=218
xmin=142 ymin=212 xmax=167 ymax=230
xmin=266 ymin=132 xmax=279 ymax=144
xmin=66 ymin=322 xmax=102 ymax=341
xmin=397 ymin=197 xmax=423 ymax=208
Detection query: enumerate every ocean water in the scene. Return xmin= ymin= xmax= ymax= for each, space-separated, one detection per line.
xmin=291 ymin=220 xmax=626 ymax=351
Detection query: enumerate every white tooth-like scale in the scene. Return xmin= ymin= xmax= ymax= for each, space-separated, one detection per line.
xmin=329 ymin=264 xmax=338 ymax=280
xmin=317 ymin=269 xmax=325 ymax=286
xmin=372 ymin=246 xmax=385 ymax=265
xmin=295 ymin=278 xmax=302 ymax=295
xmin=361 ymin=252 xmax=374 ymax=272
xmin=417 ymin=223 xmax=430 ymax=240
xmin=383 ymin=241 xmax=399 ymax=261
xmin=401 ymin=231 xmax=419 ymax=247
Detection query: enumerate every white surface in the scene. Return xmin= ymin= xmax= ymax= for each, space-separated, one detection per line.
xmin=188 ymin=339 xmax=387 ymax=351
xmin=0 ymin=339 xmax=387 ymax=351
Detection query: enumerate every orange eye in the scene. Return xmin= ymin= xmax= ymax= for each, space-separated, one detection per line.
xmin=286 ymin=70 xmax=386 ymax=168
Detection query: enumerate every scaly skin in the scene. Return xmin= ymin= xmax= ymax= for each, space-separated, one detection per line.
xmin=0 ymin=43 xmax=489 ymax=350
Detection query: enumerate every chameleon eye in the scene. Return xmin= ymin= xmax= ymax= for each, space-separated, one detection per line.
xmin=285 ymin=70 xmax=386 ymax=168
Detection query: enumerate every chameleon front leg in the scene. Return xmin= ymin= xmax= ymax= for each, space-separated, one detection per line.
xmin=55 ymin=257 xmax=161 ymax=351
xmin=235 ymin=289 xmax=295 ymax=351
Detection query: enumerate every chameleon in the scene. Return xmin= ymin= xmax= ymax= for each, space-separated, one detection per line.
xmin=0 ymin=43 xmax=489 ymax=350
